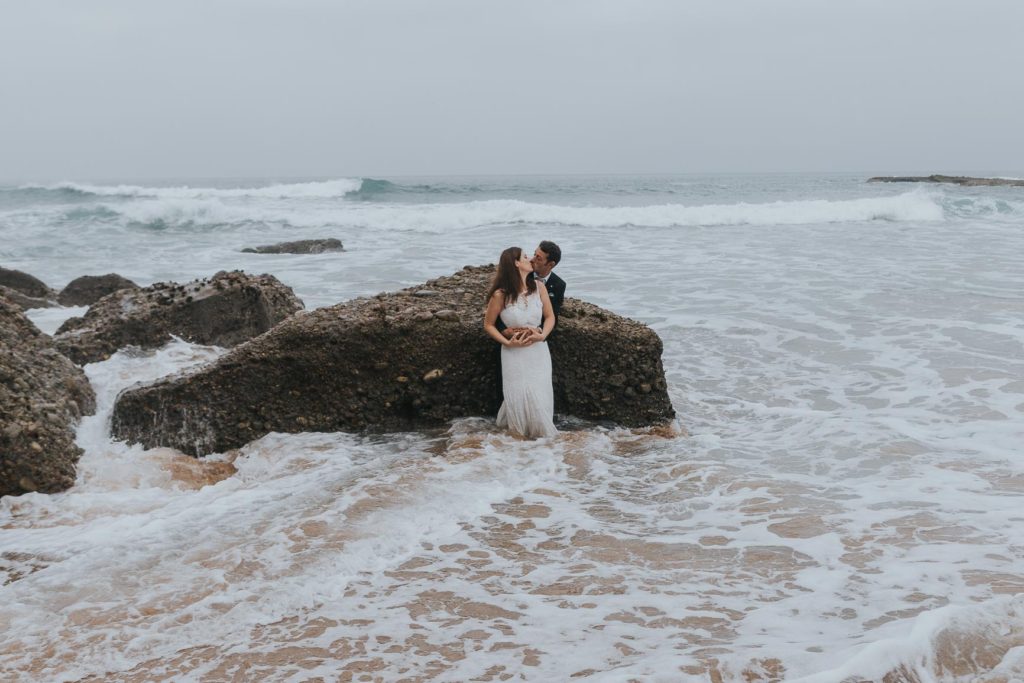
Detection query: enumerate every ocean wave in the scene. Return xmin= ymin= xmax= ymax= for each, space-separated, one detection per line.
xmin=11 ymin=180 xmax=1020 ymax=231
xmin=85 ymin=191 xmax=946 ymax=233
xmin=792 ymin=596 xmax=1024 ymax=682
xmin=344 ymin=178 xmax=495 ymax=200
xmin=108 ymin=198 xmax=283 ymax=232
xmin=19 ymin=178 xmax=365 ymax=200
xmin=346 ymin=177 xmax=402 ymax=198
xmin=946 ymin=194 xmax=1024 ymax=219
xmin=478 ymin=192 xmax=948 ymax=228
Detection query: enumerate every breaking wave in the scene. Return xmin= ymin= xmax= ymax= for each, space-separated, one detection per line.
xmin=17 ymin=178 xmax=365 ymax=200
xmin=43 ymin=191 xmax=948 ymax=234
xmin=10 ymin=179 xmax=1023 ymax=231
xmin=345 ymin=177 xmax=403 ymax=199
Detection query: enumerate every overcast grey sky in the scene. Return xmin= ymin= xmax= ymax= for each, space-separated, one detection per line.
xmin=1 ymin=0 xmax=1021 ymax=181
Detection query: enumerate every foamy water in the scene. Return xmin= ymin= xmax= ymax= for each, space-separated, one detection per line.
xmin=2 ymin=174 xmax=1024 ymax=681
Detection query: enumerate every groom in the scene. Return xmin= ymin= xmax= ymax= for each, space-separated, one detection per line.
xmin=500 ymin=240 xmax=565 ymax=340
xmin=530 ymin=240 xmax=565 ymax=325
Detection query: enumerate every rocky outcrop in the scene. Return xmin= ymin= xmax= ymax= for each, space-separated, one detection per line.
xmin=110 ymin=265 xmax=675 ymax=456
xmin=0 ymin=285 xmax=56 ymax=311
xmin=0 ymin=267 xmax=56 ymax=304
xmin=868 ymin=175 xmax=1024 ymax=187
xmin=54 ymin=271 xmax=304 ymax=365
xmin=242 ymin=239 xmax=344 ymax=254
xmin=57 ymin=274 xmax=138 ymax=306
xmin=0 ymin=296 xmax=96 ymax=497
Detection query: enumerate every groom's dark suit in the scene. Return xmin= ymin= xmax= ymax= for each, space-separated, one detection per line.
xmin=532 ymin=270 xmax=565 ymax=333
xmin=536 ymin=271 xmax=566 ymax=324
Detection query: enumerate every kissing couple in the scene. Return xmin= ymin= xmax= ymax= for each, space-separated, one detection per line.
xmin=483 ymin=241 xmax=565 ymax=439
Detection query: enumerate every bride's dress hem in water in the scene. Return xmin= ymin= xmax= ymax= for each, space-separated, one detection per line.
xmin=495 ymin=289 xmax=557 ymax=439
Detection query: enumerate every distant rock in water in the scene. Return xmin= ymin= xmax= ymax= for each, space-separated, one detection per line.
xmin=868 ymin=175 xmax=1024 ymax=187
xmin=111 ymin=265 xmax=676 ymax=456
xmin=0 ymin=285 xmax=57 ymax=311
xmin=57 ymin=274 xmax=139 ymax=307
xmin=54 ymin=270 xmax=304 ymax=365
xmin=241 ymin=239 xmax=344 ymax=254
xmin=0 ymin=267 xmax=56 ymax=302
xmin=0 ymin=296 xmax=96 ymax=498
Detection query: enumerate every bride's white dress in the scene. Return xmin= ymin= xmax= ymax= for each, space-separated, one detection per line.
xmin=496 ymin=289 xmax=557 ymax=438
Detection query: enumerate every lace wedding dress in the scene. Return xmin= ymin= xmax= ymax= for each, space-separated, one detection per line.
xmin=496 ymin=289 xmax=557 ymax=438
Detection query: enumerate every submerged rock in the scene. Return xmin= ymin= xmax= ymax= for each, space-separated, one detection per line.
xmin=0 ymin=267 xmax=56 ymax=303
xmin=0 ymin=296 xmax=96 ymax=497
xmin=111 ymin=265 xmax=675 ymax=456
xmin=57 ymin=274 xmax=139 ymax=307
xmin=868 ymin=175 xmax=1024 ymax=187
xmin=241 ymin=238 xmax=344 ymax=254
xmin=54 ymin=270 xmax=304 ymax=365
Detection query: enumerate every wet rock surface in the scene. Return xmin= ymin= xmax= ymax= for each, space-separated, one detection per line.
xmin=241 ymin=238 xmax=344 ymax=254
xmin=0 ymin=267 xmax=56 ymax=303
xmin=0 ymin=296 xmax=96 ymax=497
xmin=111 ymin=265 xmax=675 ymax=456
xmin=57 ymin=274 xmax=139 ymax=306
xmin=54 ymin=271 xmax=304 ymax=365
xmin=868 ymin=174 xmax=1024 ymax=187
xmin=0 ymin=285 xmax=56 ymax=311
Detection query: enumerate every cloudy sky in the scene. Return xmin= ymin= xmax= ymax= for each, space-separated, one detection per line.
xmin=1 ymin=0 xmax=1021 ymax=181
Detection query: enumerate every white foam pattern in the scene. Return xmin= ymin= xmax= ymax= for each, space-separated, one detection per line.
xmin=3 ymin=174 xmax=1024 ymax=680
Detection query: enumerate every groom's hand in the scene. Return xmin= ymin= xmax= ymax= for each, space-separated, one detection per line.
xmin=507 ymin=329 xmax=533 ymax=347
xmin=502 ymin=326 xmax=527 ymax=340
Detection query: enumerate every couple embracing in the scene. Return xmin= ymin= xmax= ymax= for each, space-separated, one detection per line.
xmin=484 ymin=241 xmax=565 ymax=439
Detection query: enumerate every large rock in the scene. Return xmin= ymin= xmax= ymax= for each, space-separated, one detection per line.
xmin=110 ymin=266 xmax=675 ymax=456
xmin=868 ymin=175 xmax=1024 ymax=187
xmin=242 ymin=238 xmax=344 ymax=254
xmin=57 ymin=273 xmax=139 ymax=306
xmin=0 ymin=296 xmax=96 ymax=497
xmin=0 ymin=267 xmax=56 ymax=302
xmin=0 ymin=285 xmax=56 ymax=311
xmin=54 ymin=271 xmax=304 ymax=365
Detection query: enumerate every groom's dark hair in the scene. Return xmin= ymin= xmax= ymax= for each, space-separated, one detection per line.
xmin=539 ymin=240 xmax=561 ymax=265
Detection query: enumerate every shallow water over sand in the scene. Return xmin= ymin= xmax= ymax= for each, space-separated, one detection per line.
xmin=2 ymin=174 xmax=1024 ymax=681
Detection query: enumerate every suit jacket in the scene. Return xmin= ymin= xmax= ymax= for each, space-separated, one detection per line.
xmin=494 ymin=271 xmax=566 ymax=334
xmin=538 ymin=271 xmax=565 ymax=323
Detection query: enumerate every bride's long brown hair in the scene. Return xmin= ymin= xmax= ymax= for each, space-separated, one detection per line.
xmin=488 ymin=246 xmax=536 ymax=307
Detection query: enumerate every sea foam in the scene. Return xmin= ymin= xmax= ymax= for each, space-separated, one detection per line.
xmin=4 ymin=174 xmax=1024 ymax=681
xmin=60 ymin=190 xmax=949 ymax=235
xmin=21 ymin=178 xmax=364 ymax=199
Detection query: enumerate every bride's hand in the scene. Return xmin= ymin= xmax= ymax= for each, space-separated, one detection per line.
xmin=525 ymin=330 xmax=545 ymax=344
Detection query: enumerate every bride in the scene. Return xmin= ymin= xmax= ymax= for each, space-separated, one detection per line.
xmin=483 ymin=246 xmax=558 ymax=438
